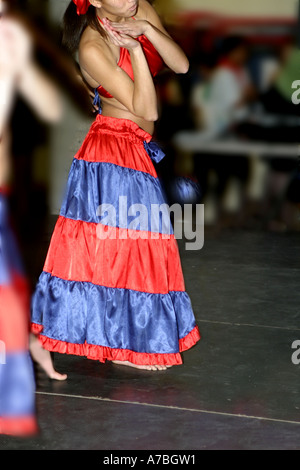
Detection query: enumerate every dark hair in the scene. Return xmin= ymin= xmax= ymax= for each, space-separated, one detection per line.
xmin=62 ymin=1 xmax=106 ymax=54
xmin=220 ymin=36 xmax=248 ymax=57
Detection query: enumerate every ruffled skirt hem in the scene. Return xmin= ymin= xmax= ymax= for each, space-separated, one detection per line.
xmin=31 ymin=323 xmax=200 ymax=366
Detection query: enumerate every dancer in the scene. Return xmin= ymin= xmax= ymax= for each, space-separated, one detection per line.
xmin=31 ymin=0 xmax=201 ymax=371
xmin=0 ymin=11 xmax=38 ymax=435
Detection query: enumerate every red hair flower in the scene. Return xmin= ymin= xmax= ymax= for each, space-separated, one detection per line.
xmin=73 ymin=0 xmax=91 ymax=15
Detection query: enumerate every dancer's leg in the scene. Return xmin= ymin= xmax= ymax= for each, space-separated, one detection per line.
xmin=29 ymin=334 xmax=67 ymax=381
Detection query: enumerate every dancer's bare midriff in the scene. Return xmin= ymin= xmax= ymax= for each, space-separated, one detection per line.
xmin=100 ymin=99 xmax=155 ymax=136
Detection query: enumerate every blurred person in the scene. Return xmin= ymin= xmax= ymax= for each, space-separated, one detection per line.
xmin=0 ymin=5 xmax=67 ymax=426
xmin=260 ymin=40 xmax=300 ymax=118
xmin=31 ymin=0 xmax=200 ymax=372
xmin=0 ymin=10 xmax=38 ymax=436
xmin=194 ymin=36 xmax=256 ymax=136
xmin=190 ymin=52 xmax=217 ymax=131
xmin=191 ymin=36 xmax=257 ymax=225
xmin=241 ymin=39 xmax=300 ymax=142
xmin=243 ymin=40 xmax=300 ymax=231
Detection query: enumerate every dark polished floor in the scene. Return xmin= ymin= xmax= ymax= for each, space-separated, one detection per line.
xmin=1 ymin=227 xmax=300 ymax=450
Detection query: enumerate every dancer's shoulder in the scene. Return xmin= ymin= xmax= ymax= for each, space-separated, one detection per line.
xmin=79 ymin=29 xmax=116 ymax=68
xmin=136 ymin=0 xmax=158 ymax=19
xmin=135 ymin=0 xmax=171 ymax=38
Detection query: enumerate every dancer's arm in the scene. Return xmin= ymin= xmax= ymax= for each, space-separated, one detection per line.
xmin=0 ymin=77 xmax=15 ymax=139
xmin=108 ymin=0 xmax=189 ymax=75
xmin=79 ymin=25 xmax=158 ymax=121
xmin=0 ymin=19 xmax=25 ymax=138
xmin=17 ymin=63 xmax=63 ymax=123
xmin=0 ymin=17 xmax=62 ymax=134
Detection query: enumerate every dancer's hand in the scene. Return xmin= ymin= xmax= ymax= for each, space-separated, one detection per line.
xmin=0 ymin=19 xmax=32 ymax=139
xmin=107 ymin=18 xmax=150 ymax=38
xmin=101 ymin=18 xmax=140 ymax=50
xmin=0 ymin=19 xmax=32 ymax=79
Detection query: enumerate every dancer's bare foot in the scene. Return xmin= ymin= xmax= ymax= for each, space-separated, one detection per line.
xmin=112 ymin=360 xmax=172 ymax=371
xmin=29 ymin=334 xmax=67 ymax=381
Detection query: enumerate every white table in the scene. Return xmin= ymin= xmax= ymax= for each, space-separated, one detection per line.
xmin=173 ymin=131 xmax=300 ymax=159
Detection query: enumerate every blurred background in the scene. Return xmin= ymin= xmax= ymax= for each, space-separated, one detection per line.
xmin=154 ymin=0 xmax=300 ymax=233
xmin=3 ymin=0 xmax=300 ymax=287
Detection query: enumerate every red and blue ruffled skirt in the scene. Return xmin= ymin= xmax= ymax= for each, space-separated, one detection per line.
xmin=31 ymin=115 xmax=200 ymax=366
xmin=0 ymin=189 xmax=37 ymax=436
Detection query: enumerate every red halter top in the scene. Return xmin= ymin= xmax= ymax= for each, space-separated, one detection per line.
xmin=96 ymin=17 xmax=164 ymax=99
